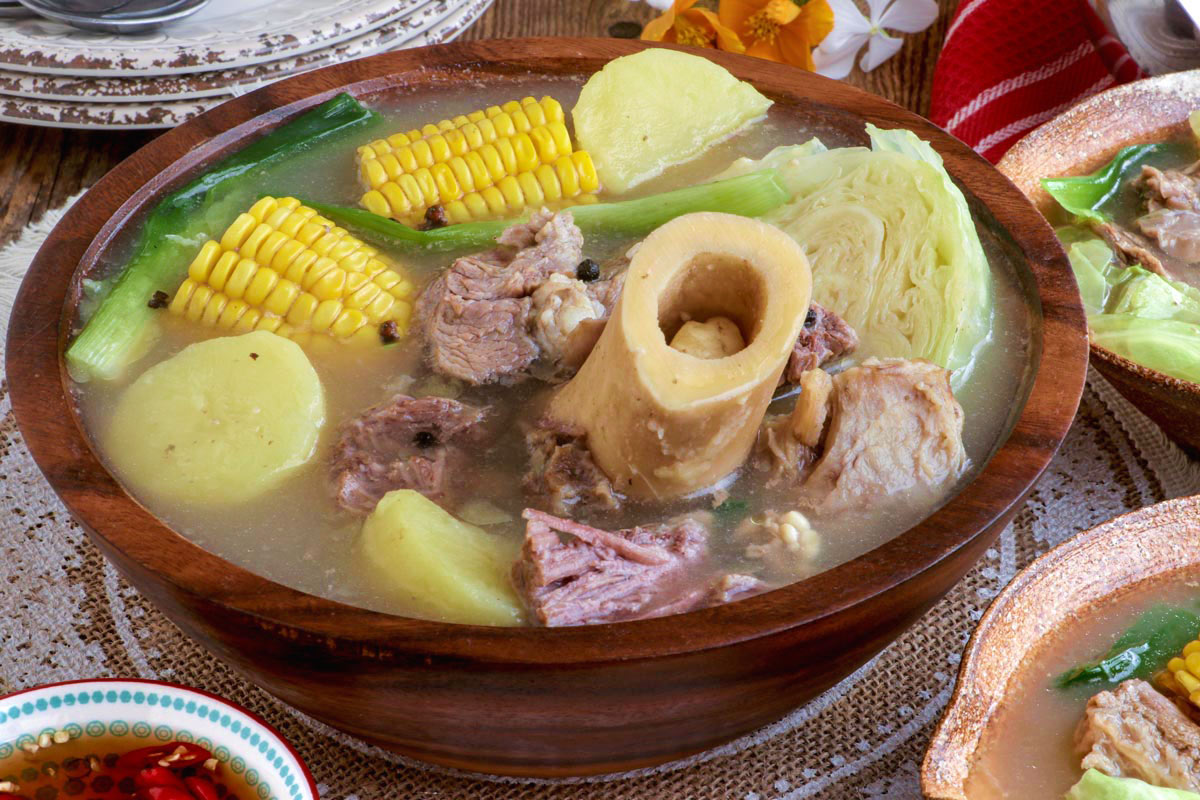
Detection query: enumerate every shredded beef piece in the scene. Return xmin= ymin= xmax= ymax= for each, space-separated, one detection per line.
xmin=1075 ymin=679 xmax=1200 ymax=792
xmin=417 ymin=211 xmax=593 ymax=385
xmin=524 ymin=422 xmax=619 ymax=515
xmin=1138 ymin=209 xmax=1200 ymax=263
xmin=1140 ymin=164 xmax=1200 ymax=213
xmin=1092 ymin=220 xmax=1169 ymax=277
xmin=512 ymin=509 xmax=708 ymax=626
xmin=783 ymin=303 xmax=858 ymax=384
xmin=802 ymin=358 xmax=966 ymax=511
xmin=331 ymin=394 xmax=485 ymax=514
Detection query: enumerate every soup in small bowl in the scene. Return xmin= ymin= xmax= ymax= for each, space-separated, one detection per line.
xmin=6 ymin=39 xmax=1087 ymax=775
xmin=923 ymin=496 xmax=1200 ymax=800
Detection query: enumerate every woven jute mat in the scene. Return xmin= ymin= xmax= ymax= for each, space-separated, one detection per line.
xmin=3 ymin=200 xmax=1199 ymax=800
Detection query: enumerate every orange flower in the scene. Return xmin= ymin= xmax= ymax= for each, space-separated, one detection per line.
xmin=642 ymin=0 xmax=746 ymax=53
xmin=718 ymin=0 xmax=834 ymax=70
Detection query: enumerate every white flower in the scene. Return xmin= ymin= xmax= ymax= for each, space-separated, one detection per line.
xmin=639 ymin=0 xmax=674 ymax=8
xmin=813 ymin=0 xmax=938 ymax=79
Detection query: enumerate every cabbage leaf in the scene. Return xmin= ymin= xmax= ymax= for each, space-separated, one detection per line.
xmin=1042 ymin=144 xmax=1171 ymax=224
xmin=1065 ymin=769 xmax=1200 ymax=800
xmin=1062 ymin=235 xmax=1200 ymax=382
xmin=718 ymin=126 xmax=992 ymax=381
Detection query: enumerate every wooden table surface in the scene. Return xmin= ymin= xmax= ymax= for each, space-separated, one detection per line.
xmin=0 ymin=0 xmax=959 ymax=247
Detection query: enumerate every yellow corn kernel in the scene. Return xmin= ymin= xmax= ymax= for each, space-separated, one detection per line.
xmin=247 ymin=196 xmax=278 ymax=222
xmin=380 ymin=183 xmax=413 ymax=217
xmin=233 ymin=307 xmax=262 ymax=333
xmin=330 ymin=308 xmax=366 ymax=338
xmin=345 ymin=280 xmax=381 ymax=310
xmin=363 ymin=291 xmax=396 ymax=323
xmin=271 ymin=238 xmax=307 ymax=273
xmin=362 ymin=190 xmax=391 ymax=217
xmin=187 ymin=240 xmax=222 ymax=282
xmin=430 ymin=162 xmax=461 ymax=201
xmin=168 ymin=279 xmax=197 ymax=315
xmin=286 ymin=292 xmax=319 ymax=327
xmin=200 ymin=292 xmax=227 ymax=327
xmin=361 ymin=159 xmax=388 ymax=190
xmin=310 ymin=268 xmax=346 ymax=301
xmin=263 ymin=280 xmax=301 ymax=317
xmin=223 ymin=258 xmax=258 ymax=299
xmin=573 ymin=151 xmax=600 ymax=192
xmin=217 ymin=298 xmax=248 ymax=329
xmin=311 ymin=299 xmax=343 ymax=333
xmin=255 ymin=316 xmax=283 ymax=334
xmin=517 ymin=171 xmax=545 ymax=207
xmin=243 ymin=269 xmax=279 ymax=306
xmin=184 ymin=284 xmax=214 ymax=323
xmin=220 ymin=213 xmax=258 ymax=251
xmin=535 ymin=164 xmax=562 ymax=203
xmin=555 ymin=155 xmax=580 ymax=197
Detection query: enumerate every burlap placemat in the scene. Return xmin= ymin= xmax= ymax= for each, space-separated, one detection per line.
xmin=2 ymin=200 xmax=1199 ymax=800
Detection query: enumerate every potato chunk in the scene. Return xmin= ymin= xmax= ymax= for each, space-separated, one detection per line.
xmin=573 ymin=49 xmax=772 ymax=194
xmin=105 ymin=330 xmax=324 ymax=506
xmin=359 ymin=490 xmax=523 ymax=626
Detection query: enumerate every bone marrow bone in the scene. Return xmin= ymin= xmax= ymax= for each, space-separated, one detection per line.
xmin=545 ymin=212 xmax=812 ymax=499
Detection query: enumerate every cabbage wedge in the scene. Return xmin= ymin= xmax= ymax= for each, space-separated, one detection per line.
xmin=720 ymin=125 xmax=992 ymax=380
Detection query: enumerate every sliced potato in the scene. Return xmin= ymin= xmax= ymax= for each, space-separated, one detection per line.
xmin=359 ymin=490 xmax=523 ymax=626
xmin=573 ymin=48 xmax=772 ymax=194
xmin=105 ymin=330 xmax=324 ymax=506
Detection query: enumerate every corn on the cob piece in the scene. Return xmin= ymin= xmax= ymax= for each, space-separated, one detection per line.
xmin=357 ymin=96 xmax=601 ymax=223
xmin=169 ymin=196 xmax=414 ymax=347
xmin=1159 ymin=638 xmax=1200 ymax=707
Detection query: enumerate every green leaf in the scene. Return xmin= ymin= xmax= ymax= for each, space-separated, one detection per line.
xmin=1056 ymin=604 xmax=1200 ymax=690
xmin=1065 ymin=769 xmax=1200 ymax=800
xmin=713 ymin=499 xmax=749 ymax=521
xmin=1042 ymin=143 xmax=1172 ymax=224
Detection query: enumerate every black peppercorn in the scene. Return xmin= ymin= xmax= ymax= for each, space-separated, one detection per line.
xmin=379 ymin=320 xmax=401 ymax=344
xmin=147 ymin=290 xmax=170 ymax=309
xmin=576 ymin=258 xmax=601 ymax=282
xmin=804 ymin=308 xmax=818 ymax=328
xmin=413 ymin=431 xmax=437 ymax=449
xmin=419 ymin=204 xmax=450 ymax=231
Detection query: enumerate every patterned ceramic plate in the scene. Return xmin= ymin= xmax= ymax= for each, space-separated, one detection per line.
xmin=0 ymin=0 xmax=431 ymax=77
xmin=0 ymin=679 xmax=317 ymax=800
xmin=0 ymin=0 xmax=457 ymax=102
xmin=0 ymin=0 xmax=492 ymax=129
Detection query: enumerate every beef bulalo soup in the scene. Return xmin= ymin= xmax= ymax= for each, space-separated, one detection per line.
xmin=65 ymin=49 xmax=1033 ymax=627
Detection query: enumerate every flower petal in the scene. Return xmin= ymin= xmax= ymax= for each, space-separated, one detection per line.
xmin=821 ymin=0 xmax=873 ymax=44
xmin=813 ymin=33 xmax=866 ymax=78
xmin=746 ymin=36 xmax=785 ymax=63
xmin=878 ymin=0 xmax=937 ymax=32
xmin=642 ymin=0 xmax=676 ymax=8
xmin=718 ymin=0 xmax=762 ymax=33
xmin=640 ymin=5 xmax=678 ymax=41
xmin=863 ymin=0 xmax=891 ymax=23
xmin=790 ymin=0 xmax=834 ymax=45
xmin=860 ymin=32 xmax=904 ymax=71
xmin=691 ymin=7 xmax=747 ymax=53
xmin=778 ymin=27 xmax=818 ymax=70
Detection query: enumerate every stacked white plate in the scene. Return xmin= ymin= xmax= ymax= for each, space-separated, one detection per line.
xmin=0 ymin=0 xmax=494 ymax=129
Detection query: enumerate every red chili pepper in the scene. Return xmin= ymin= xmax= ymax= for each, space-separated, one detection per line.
xmin=136 ymin=767 xmax=187 ymax=790
xmin=118 ymin=742 xmax=212 ymax=771
xmin=184 ymin=777 xmax=220 ymax=800
xmin=138 ymin=786 xmax=196 ymax=800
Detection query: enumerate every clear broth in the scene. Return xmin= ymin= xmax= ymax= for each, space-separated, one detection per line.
xmin=70 ymin=75 xmax=1036 ymax=623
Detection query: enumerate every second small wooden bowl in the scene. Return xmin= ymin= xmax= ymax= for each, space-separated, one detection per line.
xmin=998 ymin=70 xmax=1200 ymax=455
xmin=921 ymin=495 xmax=1200 ymax=799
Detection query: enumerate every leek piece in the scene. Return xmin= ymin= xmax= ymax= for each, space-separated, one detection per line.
xmin=1065 ymin=769 xmax=1200 ymax=800
xmin=66 ymin=93 xmax=379 ymax=382
xmin=1042 ymin=143 xmax=1171 ymax=224
xmin=305 ymin=169 xmax=791 ymax=255
xmin=1056 ymin=604 xmax=1200 ymax=690
xmin=718 ymin=126 xmax=993 ymax=379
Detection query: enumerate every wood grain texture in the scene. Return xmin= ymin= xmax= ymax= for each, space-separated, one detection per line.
xmin=5 ymin=38 xmax=1086 ymax=776
xmin=0 ymin=0 xmax=960 ymax=248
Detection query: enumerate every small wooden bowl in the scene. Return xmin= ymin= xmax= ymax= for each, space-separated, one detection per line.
xmin=998 ymin=70 xmax=1200 ymax=456
xmin=921 ymin=496 xmax=1200 ymax=799
xmin=5 ymin=38 xmax=1088 ymax=777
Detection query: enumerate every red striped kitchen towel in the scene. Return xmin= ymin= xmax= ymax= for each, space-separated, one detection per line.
xmin=930 ymin=0 xmax=1145 ymax=163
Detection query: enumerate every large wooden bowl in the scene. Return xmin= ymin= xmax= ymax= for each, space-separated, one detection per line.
xmin=998 ymin=70 xmax=1200 ymax=456
xmin=5 ymin=38 xmax=1088 ymax=777
xmin=921 ymin=496 xmax=1200 ymax=799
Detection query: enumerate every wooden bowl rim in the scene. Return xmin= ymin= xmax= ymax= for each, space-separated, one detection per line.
xmin=4 ymin=37 xmax=1089 ymax=665
xmin=920 ymin=495 xmax=1200 ymax=799
xmin=997 ymin=69 xmax=1200 ymax=399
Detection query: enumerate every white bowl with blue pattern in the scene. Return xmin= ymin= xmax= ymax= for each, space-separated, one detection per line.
xmin=0 ymin=679 xmax=316 ymax=800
